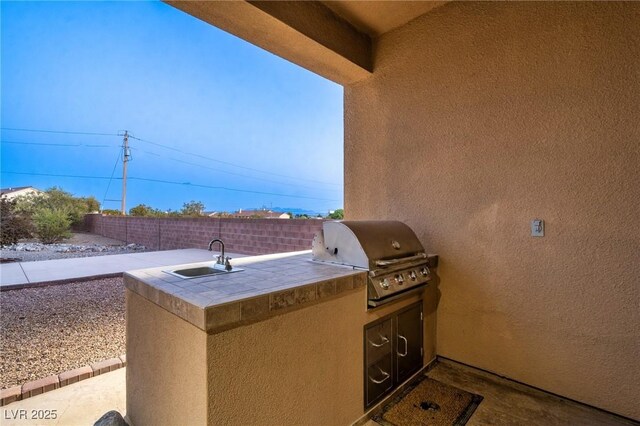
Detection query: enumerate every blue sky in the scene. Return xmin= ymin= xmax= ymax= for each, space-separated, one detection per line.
xmin=1 ymin=1 xmax=343 ymax=214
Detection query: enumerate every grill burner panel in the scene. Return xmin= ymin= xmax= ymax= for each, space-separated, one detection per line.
xmin=312 ymin=220 xmax=432 ymax=307
xmin=368 ymin=262 xmax=431 ymax=300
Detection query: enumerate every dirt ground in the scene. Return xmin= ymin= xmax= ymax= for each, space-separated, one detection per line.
xmin=0 ymin=277 xmax=125 ymax=389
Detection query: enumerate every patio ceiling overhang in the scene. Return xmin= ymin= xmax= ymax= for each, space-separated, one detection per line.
xmin=165 ymin=1 xmax=449 ymax=85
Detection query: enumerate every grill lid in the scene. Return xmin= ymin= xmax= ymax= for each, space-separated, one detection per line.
xmin=312 ymin=220 xmax=425 ymax=269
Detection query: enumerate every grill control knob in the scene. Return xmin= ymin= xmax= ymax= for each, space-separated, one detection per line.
xmin=409 ymin=271 xmax=417 ymax=280
xmin=395 ymin=274 xmax=404 ymax=284
xmin=421 ymin=267 xmax=430 ymax=276
xmin=380 ymin=278 xmax=390 ymax=290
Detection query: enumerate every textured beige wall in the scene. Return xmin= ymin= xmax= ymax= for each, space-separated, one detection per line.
xmin=205 ymin=287 xmax=436 ymax=425
xmin=345 ymin=1 xmax=640 ymax=420
xmin=126 ymin=290 xmax=208 ymax=426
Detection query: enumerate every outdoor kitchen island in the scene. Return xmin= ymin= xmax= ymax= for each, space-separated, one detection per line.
xmin=123 ymin=250 xmax=438 ymax=426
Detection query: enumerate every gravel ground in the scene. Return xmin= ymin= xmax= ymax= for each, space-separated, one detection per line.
xmin=1 ymin=232 xmax=149 ymax=263
xmin=0 ymin=277 xmax=125 ymax=389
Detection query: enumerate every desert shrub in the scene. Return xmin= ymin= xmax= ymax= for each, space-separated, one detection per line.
xmin=129 ymin=204 xmax=165 ymax=216
xmin=15 ymin=187 xmax=99 ymax=226
xmin=328 ymin=209 xmax=344 ymax=219
xmin=0 ymin=198 xmax=33 ymax=246
xmin=32 ymin=208 xmax=71 ymax=244
xmin=101 ymin=209 xmax=123 ymax=215
xmin=83 ymin=196 xmax=100 ymax=213
xmin=181 ymin=200 xmax=205 ymax=216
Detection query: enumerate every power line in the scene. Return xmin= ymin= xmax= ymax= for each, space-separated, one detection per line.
xmin=102 ymin=150 xmax=122 ymax=207
xmin=1 ymin=127 xmax=118 ymax=137
xmin=130 ymin=147 xmax=339 ymax=193
xmin=131 ymin=176 xmax=338 ymax=201
xmin=3 ymin=126 xmax=342 ymax=186
xmin=2 ymin=138 xmax=339 ymax=192
xmin=128 ymin=134 xmax=341 ymax=186
xmin=2 ymin=140 xmax=79 ymax=147
xmin=2 ymin=171 xmax=340 ymax=202
xmin=4 ymin=171 xmax=112 ymax=180
xmin=1 ymin=140 xmax=112 ymax=148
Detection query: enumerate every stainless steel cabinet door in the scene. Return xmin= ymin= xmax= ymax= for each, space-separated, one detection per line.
xmin=364 ymin=301 xmax=424 ymax=409
xmin=395 ymin=303 xmax=423 ymax=384
xmin=365 ymin=353 xmax=394 ymax=407
xmin=365 ymin=318 xmax=393 ymax=407
xmin=365 ymin=318 xmax=392 ymax=365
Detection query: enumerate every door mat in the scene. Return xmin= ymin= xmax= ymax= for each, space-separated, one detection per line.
xmin=373 ymin=376 xmax=483 ymax=426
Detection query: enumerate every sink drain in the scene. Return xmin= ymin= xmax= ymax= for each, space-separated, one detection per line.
xmin=419 ymin=400 xmax=441 ymax=411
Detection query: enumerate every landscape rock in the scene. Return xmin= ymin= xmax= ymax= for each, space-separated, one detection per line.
xmin=1 ymin=241 xmax=147 ymax=262
xmin=93 ymin=410 xmax=128 ymax=426
xmin=1 ymin=277 xmax=125 ymax=390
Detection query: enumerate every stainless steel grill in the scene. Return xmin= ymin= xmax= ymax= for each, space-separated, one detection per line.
xmin=312 ymin=220 xmax=433 ymax=307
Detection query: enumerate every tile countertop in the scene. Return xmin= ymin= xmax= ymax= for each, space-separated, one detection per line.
xmin=123 ymin=250 xmax=367 ymax=333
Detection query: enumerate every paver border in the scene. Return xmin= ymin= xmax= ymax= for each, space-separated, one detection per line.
xmin=0 ymin=354 xmax=127 ymax=406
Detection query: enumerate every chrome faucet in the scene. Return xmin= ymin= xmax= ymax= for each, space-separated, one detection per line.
xmin=208 ymin=238 xmax=225 ymax=265
xmin=208 ymin=238 xmax=232 ymax=271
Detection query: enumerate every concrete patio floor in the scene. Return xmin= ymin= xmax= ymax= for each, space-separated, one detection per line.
xmin=433 ymin=359 xmax=636 ymax=426
xmin=3 ymin=359 xmax=635 ymax=426
xmin=0 ymin=249 xmax=242 ymax=289
xmin=366 ymin=359 xmax=636 ymax=426
xmin=0 ymin=368 xmax=125 ymax=426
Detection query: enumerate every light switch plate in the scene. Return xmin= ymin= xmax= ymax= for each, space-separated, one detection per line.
xmin=531 ymin=219 xmax=544 ymax=237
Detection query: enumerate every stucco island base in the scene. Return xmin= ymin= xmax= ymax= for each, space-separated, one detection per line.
xmin=125 ymin=285 xmax=437 ymax=426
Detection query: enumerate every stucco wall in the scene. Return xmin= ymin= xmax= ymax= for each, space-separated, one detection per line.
xmin=345 ymin=1 xmax=639 ymax=420
xmin=127 ymin=282 xmax=438 ymax=425
xmin=205 ymin=288 xmax=436 ymax=425
xmin=126 ymin=290 xmax=208 ymax=426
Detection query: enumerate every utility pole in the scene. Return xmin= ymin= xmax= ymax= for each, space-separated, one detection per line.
xmin=121 ymin=131 xmax=131 ymax=215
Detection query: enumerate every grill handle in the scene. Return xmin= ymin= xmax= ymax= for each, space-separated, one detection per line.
xmin=375 ymin=253 xmax=427 ymax=267
xmin=369 ymin=366 xmax=390 ymax=384
xmin=397 ymin=335 xmax=408 ymax=357
xmin=368 ymin=334 xmax=389 ymax=348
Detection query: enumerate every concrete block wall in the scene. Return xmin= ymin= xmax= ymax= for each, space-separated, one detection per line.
xmin=99 ymin=216 xmax=127 ymax=242
xmin=84 ymin=214 xmax=323 ymax=255
xmin=126 ymin=217 xmax=161 ymax=249
xmin=220 ymin=219 xmax=320 ymax=254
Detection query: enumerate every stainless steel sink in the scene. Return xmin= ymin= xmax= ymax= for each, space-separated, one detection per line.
xmin=163 ymin=264 xmax=243 ymax=279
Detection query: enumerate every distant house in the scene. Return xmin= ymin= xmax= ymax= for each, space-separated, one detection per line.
xmin=211 ymin=208 xmax=290 ymax=219
xmin=0 ymin=186 xmax=43 ymax=200
xmin=205 ymin=211 xmax=232 ymax=218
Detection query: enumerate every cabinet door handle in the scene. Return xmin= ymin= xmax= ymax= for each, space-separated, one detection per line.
xmin=369 ymin=366 xmax=390 ymax=384
xmin=368 ymin=333 xmax=389 ymax=348
xmin=398 ymin=334 xmax=408 ymax=357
